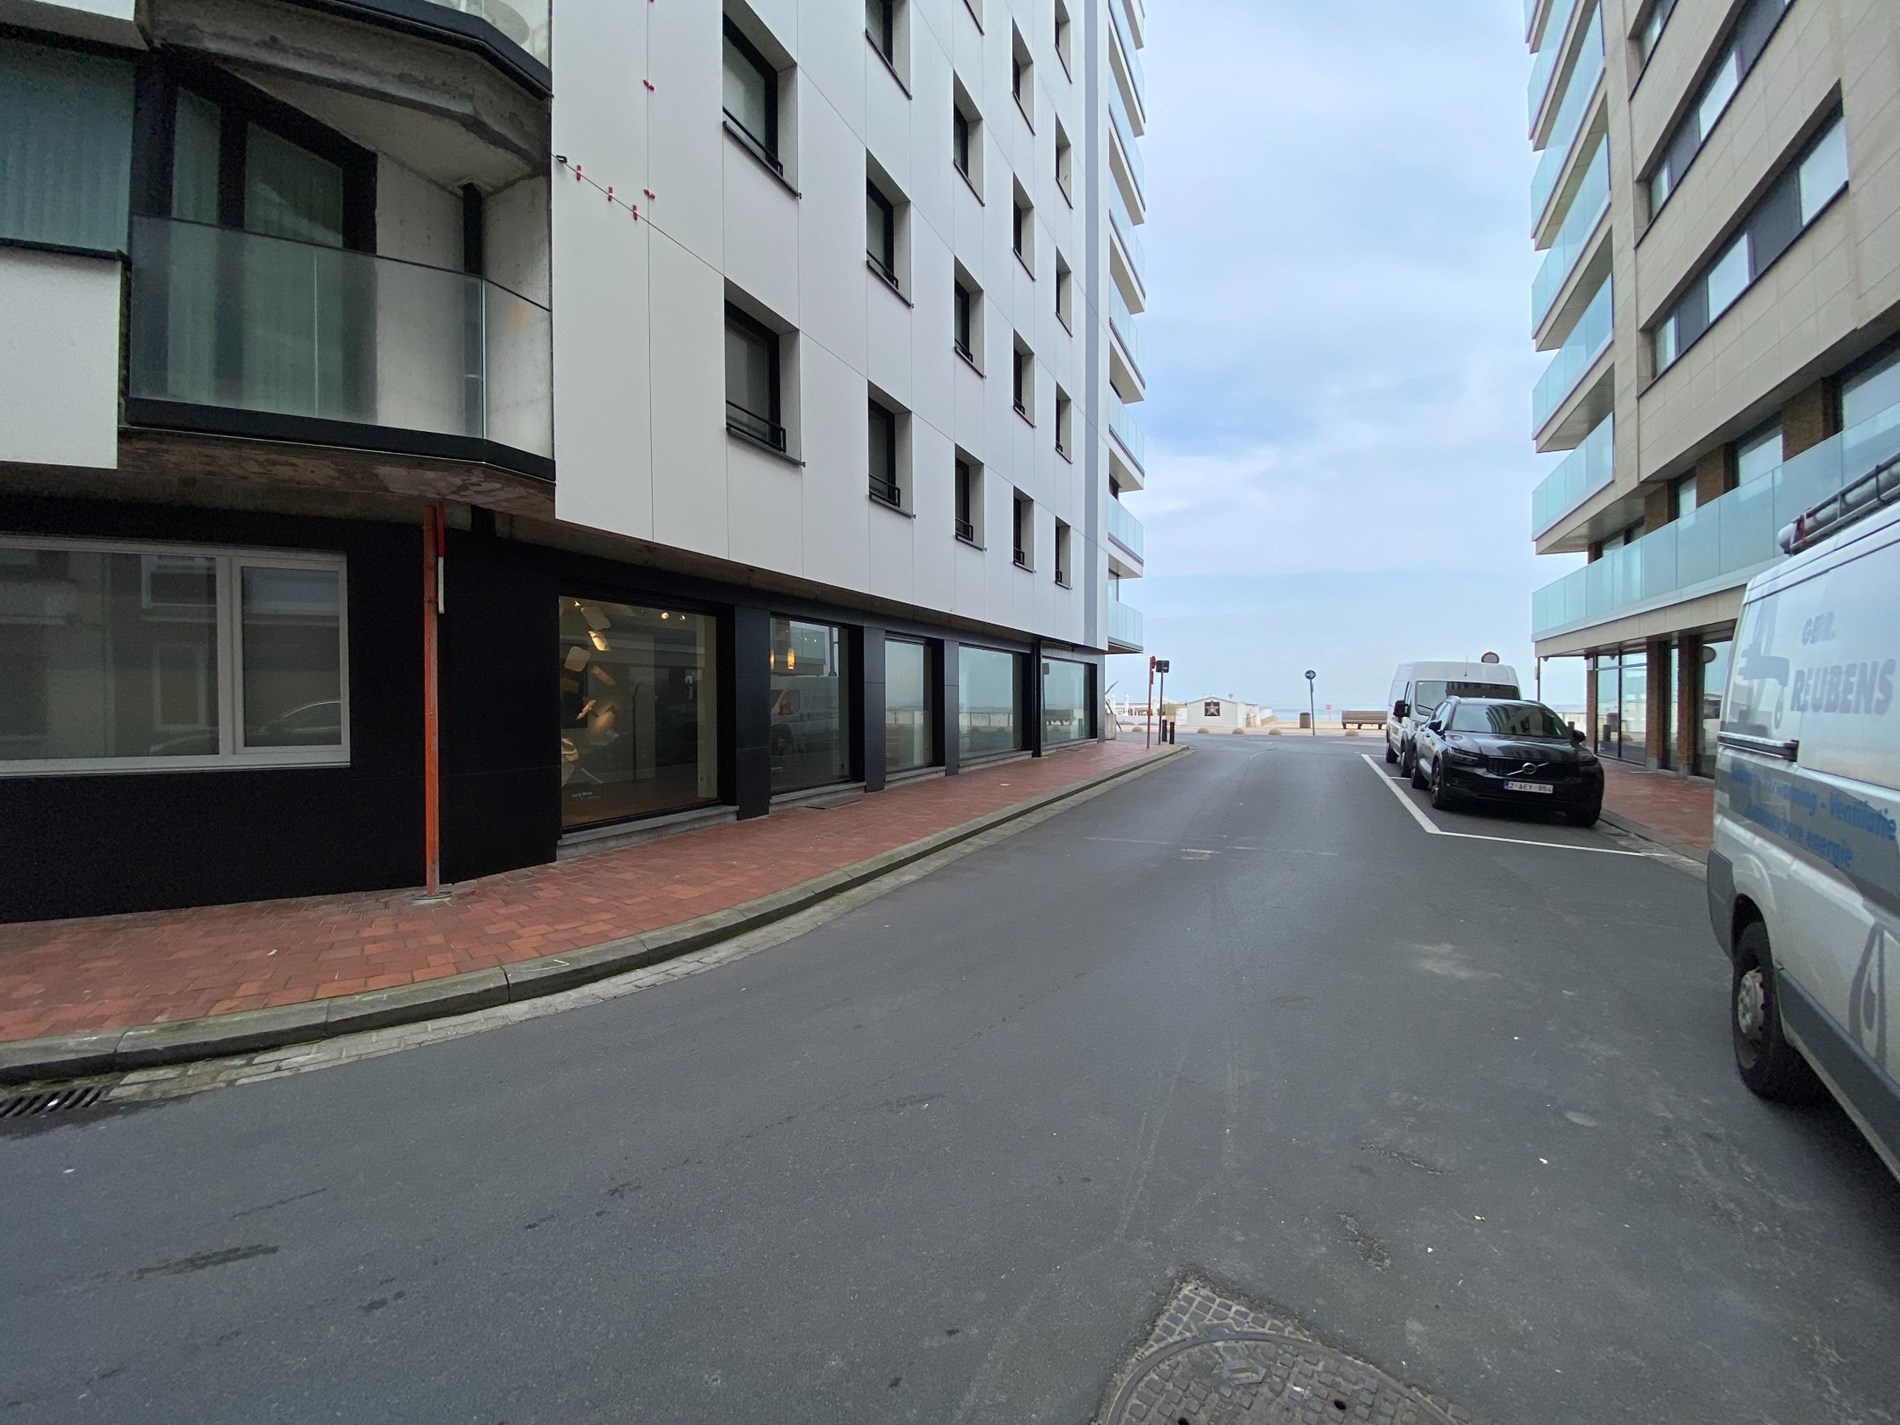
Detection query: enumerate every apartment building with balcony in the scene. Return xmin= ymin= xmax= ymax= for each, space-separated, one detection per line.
xmin=1522 ymin=0 xmax=1900 ymax=776
xmin=0 ymin=0 xmax=1154 ymax=922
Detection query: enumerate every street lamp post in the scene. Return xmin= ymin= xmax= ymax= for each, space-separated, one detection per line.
xmin=1305 ymin=669 xmax=1317 ymax=737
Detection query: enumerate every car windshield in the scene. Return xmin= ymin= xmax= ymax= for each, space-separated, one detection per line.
xmin=1414 ymin=679 xmax=1516 ymax=709
xmin=1448 ymin=701 xmax=1572 ymax=738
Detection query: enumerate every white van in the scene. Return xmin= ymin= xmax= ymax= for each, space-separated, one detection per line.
xmin=1708 ymin=457 xmax=1900 ymax=1181
xmin=1385 ymin=660 xmax=1520 ymax=774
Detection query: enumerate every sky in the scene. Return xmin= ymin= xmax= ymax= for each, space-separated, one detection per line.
xmin=1105 ymin=0 xmax=1587 ymax=715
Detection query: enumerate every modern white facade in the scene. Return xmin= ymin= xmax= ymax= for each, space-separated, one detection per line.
xmin=0 ymin=0 xmax=1152 ymax=922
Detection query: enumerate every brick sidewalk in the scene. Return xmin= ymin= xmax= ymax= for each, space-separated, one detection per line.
xmin=0 ymin=741 xmax=1168 ymax=1046
xmin=1600 ymin=760 xmax=1715 ymax=853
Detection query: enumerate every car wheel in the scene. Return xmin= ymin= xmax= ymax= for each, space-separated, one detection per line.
xmin=1566 ymin=802 xmax=1601 ymax=828
xmin=1399 ymin=741 xmax=1415 ymax=779
xmin=1428 ymin=759 xmax=1456 ymax=810
xmin=1385 ymin=736 xmax=1398 ymax=765
xmin=1732 ymin=921 xmax=1826 ymax=1104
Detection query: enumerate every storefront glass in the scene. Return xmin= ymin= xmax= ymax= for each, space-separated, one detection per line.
xmin=1042 ymin=658 xmax=1091 ymax=746
xmin=1697 ymin=639 xmax=1732 ymax=778
xmin=559 ymin=598 xmax=719 ymax=829
xmin=1620 ymin=650 xmax=1648 ymax=761
xmin=959 ymin=646 xmax=1022 ymax=759
xmin=1594 ymin=654 xmax=1620 ymax=759
xmin=769 ymin=617 xmax=851 ymax=792
xmin=885 ymin=638 xmax=934 ymax=772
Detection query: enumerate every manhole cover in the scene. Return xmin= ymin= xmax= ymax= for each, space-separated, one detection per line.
xmin=1098 ymin=1276 xmax=1475 ymax=1425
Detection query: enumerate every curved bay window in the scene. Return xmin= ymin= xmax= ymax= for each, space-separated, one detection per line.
xmin=959 ymin=646 xmax=1023 ymax=759
xmin=1042 ymin=658 xmax=1091 ymax=746
xmin=770 ymin=617 xmax=851 ymax=792
xmin=559 ymin=598 xmax=718 ymax=830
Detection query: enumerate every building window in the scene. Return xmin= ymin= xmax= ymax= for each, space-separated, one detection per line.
xmin=0 ymin=540 xmax=346 ymax=773
xmin=722 ymin=19 xmax=779 ymax=169
xmin=866 ymin=179 xmax=898 ymax=288
xmin=725 ymin=302 xmax=785 ymax=450
xmin=1638 ymin=0 xmax=1677 ymax=64
xmin=866 ymin=0 xmax=896 ymax=63
xmin=1844 ymin=350 xmax=1900 ymax=431
xmin=1012 ymin=184 xmax=1033 ymax=273
xmin=1012 ymin=490 xmax=1033 ymax=569
xmin=1055 ymin=122 xmax=1072 ymax=201
xmin=1054 ymin=0 xmax=1073 ymax=75
xmin=560 ymin=599 xmax=718 ymax=829
xmin=1054 ymin=387 xmax=1072 ymax=457
xmin=1043 ymin=658 xmax=1090 ymax=746
xmin=1650 ymin=112 xmax=1846 ymax=377
xmin=1054 ymin=518 xmax=1071 ymax=585
xmin=959 ymin=645 xmax=1023 ymax=759
xmin=770 ymin=617 xmax=851 ymax=793
xmin=868 ymin=396 xmax=902 ymax=508
xmin=954 ymin=271 xmax=979 ymax=366
xmin=0 ymin=38 xmax=135 ymax=252
xmin=1055 ymin=254 xmax=1073 ymax=329
xmin=951 ymin=78 xmax=982 ymax=195
xmin=1736 ymin=423 xmax=1782 ymax=484
xmin=952 ymin=103 xmax=972 ymax=179
xmin=1013 ymin=340 xmax=1033 ymax=420
xmin=955 ymin=454 xmax=982 ymax=545
xmin=1010 ymin=27 xmax=1032 ymax=125
xmin=886 ymin=637 xmax=936 ymax=772
xmin=1673 ymin=473 xmax=1699 ymax=519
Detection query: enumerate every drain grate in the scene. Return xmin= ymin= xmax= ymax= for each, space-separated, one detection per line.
xmin=0 ymin=1083 xmax=109 ymax=1119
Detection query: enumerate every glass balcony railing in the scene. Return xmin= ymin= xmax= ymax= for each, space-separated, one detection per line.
xmin=127 ymin=216 xmax=552 ymax=462
xmin=1532 ymin=277 xmax=1611 ymax=433
xmin=1109 ymin=0 xmax=1147 ymax=121
xmin=1108 ymin=498 xmax=1145 ymax=561
xmin=1108 ymin=84 xmax=1146 ymax=207
xmin=1532 ymin=136 xmax=1610 ymax=330
xmin=1530 ymin=5 xmax=1603 ymax=228
xmin=1107 ymin=597 xmax=1144 ymax=650
xmin=1531 ymin=412 xmax=1613 ymax=536
xmin=1109 ymin=398 xmax=1146 ymax=473
xmin=1532 ymin=402 xmax=1900 ymax=634
xmin=423 ymin=0 xmax=549 ymax=64
xmin=1527 ymin=0 xmax=1581 ymax=125
xmin=1108 ymin=183 xmax=1146 ymax=293
xmin=1109 ymin=286 xmax=1145 ymax=381
xmin=1525 ymin=0 xmax=1542 ymax=36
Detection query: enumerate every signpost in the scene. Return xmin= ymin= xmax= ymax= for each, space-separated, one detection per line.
xmin=1305 ymin=669 xmax=1317 ymax=737
xmin=1146 ymin=657 xmax=1171 ymax=748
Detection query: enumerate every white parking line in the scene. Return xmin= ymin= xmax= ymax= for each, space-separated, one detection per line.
xmin=1358 ymin=754 xmax=1651 ymax=857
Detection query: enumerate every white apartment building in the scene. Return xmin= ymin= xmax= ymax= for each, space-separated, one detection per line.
xmin=0 ymin=0 xmax=1153 ymax=921
xmin=1523 ymin=0 xmax=1900 ymax=775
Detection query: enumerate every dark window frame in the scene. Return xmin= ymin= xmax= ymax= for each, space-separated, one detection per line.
xmin=952 ymin=103 xmax=972 ymax=178
xmin=866 ymin=179 xmax=898 ymax=288
xmin=868 ymin=397 xmax=901 ymax=507
xmin=867 ymin=0 xmax=896 ymax=61
xmin=1054 ymin=519 xmax=1071 ymax=586
xmin=722 ymin=19 xmax=780 ymax=169
xmin=1012 ymin=490 xmax=1033 ymax=569
xmin=953 ymin=280 xmax=974 ymax=362
xmin=955 ymin=458 xmax=980 ymax=545
xmin=1012 ymin=345 xmax=1033 ymax=421
xmin=725 ymin=302 xmax=785 ymax=450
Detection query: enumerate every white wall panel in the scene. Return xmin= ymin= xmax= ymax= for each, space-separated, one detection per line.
xmin=0 ymin=249 xmax=118 ymax=469
xmin=723 ymin=143 xmax=801 ymax=323
xmin=798 ymin=340 xmax=872 ymax=594
xmin=646 ymin=0 xmax=724 ymax=271
xmin=647 ymin=234 xmax=728 ymax=560
xmin=728 ymin=439 xmax=804 ymax=574
xmin=865 ymin=276 xmax=913 ymax=407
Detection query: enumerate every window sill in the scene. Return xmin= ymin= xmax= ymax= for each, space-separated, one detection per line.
xmin=727 ymin=424 xmax=804 ymax=466
xmin=956 ymin=164 xmax=984 ymax=205
xmin=1014 ymin=250 xmax=1035 ymax=281
xmin=723 ymin=120 xmax=800 ymax=197
xmin=1056 ymin=311 xmax=1073 ymax=336
xmin=867 ymin=35 xmax=912 ymax=97
xmin=867 ymin=259 xmax=913 ymax=306
xmin=1056 ymin=576 xmax=1072 ymax=589
xmin=869 ymin=491 xmax=914 ymax=518
xmin=956 ymin=533 xmax=985 ymax=551
xmin=1058 ymin=181 xmax=1073 ymax=209
xmin=1014 ymin=94 xmax=1034 ymax=132
xmin=955 ymin=346 xmax=984 ymax=377
xmin=1014 ymin=402 xmax=1035 ymax=427
xmin=1056 ymin=444 xmax=1072 ymax=463
xmin=0 ymin=234 xmax=127 ymax=265
xmin=1013 ymin=558 xmax=1034 ymax=573
xmin=962 ymin=0 xmax=983 ymax=31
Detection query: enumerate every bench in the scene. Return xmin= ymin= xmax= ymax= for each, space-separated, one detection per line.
xmin=1340 ymin=710 xmax=1385 ymax=729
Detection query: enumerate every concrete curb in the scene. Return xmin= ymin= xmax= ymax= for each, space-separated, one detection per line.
xmin=0 ymin=746 xmax=1190 ymax=1085
xmin=1598 ymin=807 xmax=1710 ymax=867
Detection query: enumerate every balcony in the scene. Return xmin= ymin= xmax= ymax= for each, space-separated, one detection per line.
xmin=1108 ymin=0 xmax=1147 ymax=131
xmin=1526 ymin=0 xmax=1581 ymax=130
xmin=1532 ymin=401 xmax=1900 ymax=636
xmin=348 ymin=0 xmax=551 ymax=90
xmin=1108 ymin=498 xmax=1145 ymax=570
xmin=1108 ymin=84 xmax=1146 ymax=215
xmin=1531 ymin=137 xmax=1609 ymax=336
xmin=1109 ymin=286 xmax=1146 ymax=392
xmin=127 ymin=217 xmax=552 ymax=478
xmin=1530 ymin=6 xmax=1603 ymax=233
xmin=1532 ymin=277 xmax=1610 ymax=437
xmin=1108 ymin=183 xmax=1147 ymax=306
xmin=1531 ymin=413 xmax=1613 ymax=537
xmin=1107 ymin=597 xmax=1144 ymax=652
xmin=1109 ymin=398 xmax=1147 ymax=486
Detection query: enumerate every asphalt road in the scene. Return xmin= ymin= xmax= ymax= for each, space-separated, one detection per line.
xmin=5 ymin=737 xmax=1899 ymax=1424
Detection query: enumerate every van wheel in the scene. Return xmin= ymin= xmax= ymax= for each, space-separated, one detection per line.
xmin=1401 ymin=742 xmax=1418 ymax=782
xmin=1385 ymin=738 xmax=1398 ymax=765
xmin=1732 ymin=922 xmax=1826 ymax=1104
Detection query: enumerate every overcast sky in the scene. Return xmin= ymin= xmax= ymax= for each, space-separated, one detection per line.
xmin=1106 ymin=0 xmax=1586 ymax=714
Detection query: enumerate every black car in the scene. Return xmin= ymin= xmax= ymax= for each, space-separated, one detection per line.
xmin=1410 ymin=697 xmax=1603 ymax=827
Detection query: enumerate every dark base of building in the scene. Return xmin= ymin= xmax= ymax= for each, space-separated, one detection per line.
xmin=0 ymin=495 xmax=1103 ymax=924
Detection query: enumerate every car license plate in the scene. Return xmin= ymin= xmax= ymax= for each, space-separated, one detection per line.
xmin=1504 ymin=780 xmax=1553 ymax=794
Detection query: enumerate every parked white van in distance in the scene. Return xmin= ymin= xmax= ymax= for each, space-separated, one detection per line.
xmin=1707 ymin=456 xmax=1900 ymax=1182
xmin=1385 ymin=660 xmax=1521 ymax=775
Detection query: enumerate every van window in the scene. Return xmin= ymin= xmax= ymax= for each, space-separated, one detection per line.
xmin=1414 ymin=680 xmax=1517 ymax=709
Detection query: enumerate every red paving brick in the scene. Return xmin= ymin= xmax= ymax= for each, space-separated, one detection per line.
xmin=0 ymin=741 xmax=1166 ymax=1043
xmin=1600 ymin=760 xmax=1715 ymax=853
